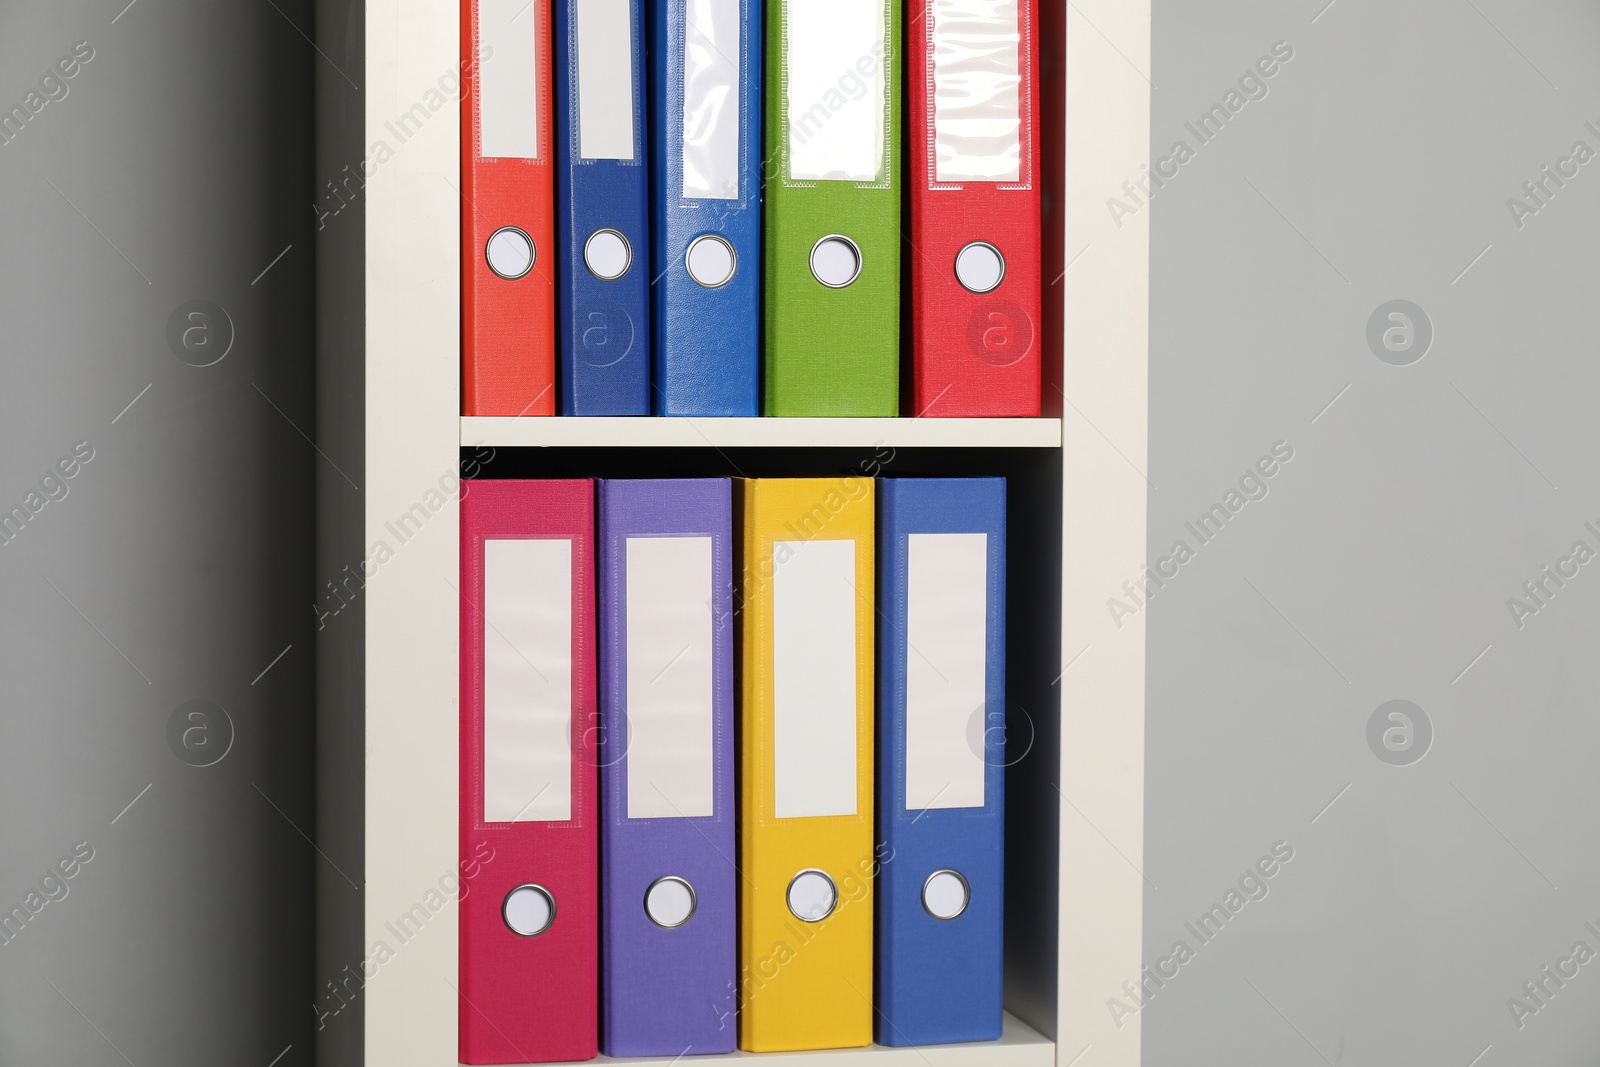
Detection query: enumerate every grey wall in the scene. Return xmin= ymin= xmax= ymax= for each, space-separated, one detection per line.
xmin=313 ymin=0 xmax=367 ymax=1061
xmin=0 ymin=1 xmax=314 ymax=1064
xmin=1144 ymin=1 xmax=1600 ymax=1063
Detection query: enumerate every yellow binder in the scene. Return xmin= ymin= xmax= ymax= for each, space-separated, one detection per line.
xmin=737 ymin=477 xmax=876 ymax=1051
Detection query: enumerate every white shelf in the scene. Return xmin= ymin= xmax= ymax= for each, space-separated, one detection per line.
xmin=461 ymin=416 xmax=1062 ymax=450
xmin=327 ymin=0 xmax=1152 ymax=1063
xmin=513 ymin=1014 xmax=1054 ymax=1067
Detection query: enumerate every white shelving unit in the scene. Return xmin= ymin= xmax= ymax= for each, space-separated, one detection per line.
xmin=319 ymin=2 xmax=1150 ymax=1065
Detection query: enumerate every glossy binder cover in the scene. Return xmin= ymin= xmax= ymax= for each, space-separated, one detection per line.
xmin=737 ymin=478 xmax=875 ymax=1051
xmin=647 ymin=0 xmax=761 ymax=415
xmin=762 ymin=0 xmax=901 ymax=416
xmin=876 ymin=477 xmax=1006 ymax=1045
xmin=554 ymin=0 xmax=650 ymax=414
xmin=459 ymin=479 xmax=597 ymax=1064
xmin=462 ymin=0 xmax=557 ymax=416
xmin=596 ymin=479 xmax=737 ymax=1056
xmin=909 ymin=0 xmax=1041 ymax=416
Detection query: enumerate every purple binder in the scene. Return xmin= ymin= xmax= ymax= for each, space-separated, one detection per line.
xmin=597 ymin=479 xmax=737 ymax=1056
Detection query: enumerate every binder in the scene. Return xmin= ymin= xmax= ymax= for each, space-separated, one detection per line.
xmin=554 ymin=0 xmax=650 ymax=414
xmin=596 ymin=479 xmax=737 ymax=1056
xmin=762 ymin=0 xmax=900 ymax=416
xmin=737 ymin=477 xmax=875 ymax=1051
xmin=459 ymin=479 xmax=597 ymax=1064
xmin=909 ymin=0 xmax=1042 ymax=416
xmin=648 ymin=0 xmax=761 ymax=416
xmin=876 ymin=477 xmax=1006 ymax=1045
xmin=462 ymin=0 xmax=558 ymax=417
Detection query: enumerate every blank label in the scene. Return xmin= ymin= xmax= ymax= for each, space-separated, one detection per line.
xmin=479 ymin=0 xmax=541 ymax=160
xmin=682 ymin=0 xmax=741 ymax=199
xmin=483 ymin=539 xmax=572 ymax=822
xmin=772 ymin=539 xmax=857 ymax=818
xmin=626 ymin=536 xmax=715 ymax=820
xmin=932 ymin=0 xmax=1022 ymax=182
xmin=786 ymin=0 xmax=886 ymax=181
xmin=576 ymin=0 xmax=635 ymax=159
xmin=906 ymin=533 xmax=987 ymax=810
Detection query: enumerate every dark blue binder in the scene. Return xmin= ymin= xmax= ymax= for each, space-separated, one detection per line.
xmin=555 ymin=0 xmax=651 ymax=414
xmin=877 ymin=477 xmax=1007 ymax=1045
xmin=647 ymin=0 xmax=761 ymax=416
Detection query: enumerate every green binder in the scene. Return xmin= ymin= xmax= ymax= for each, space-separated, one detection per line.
xmin=763 ymin=0 xmax=901 ymax=416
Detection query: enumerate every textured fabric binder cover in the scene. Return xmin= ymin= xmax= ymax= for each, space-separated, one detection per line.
xmin=596 ymin=479 xmax=737 ymax=1056
xmin=876 ymin=477 xmax=1006 ymax=1044
xmin=737 ymin=478 xmax=875 ymax=1051
xmin=909 ymin=0 xmax=1041 ymax=416
xmin=554 ymin=0 xmax=650 ymax=414
xmin=762 ymin=0 xmax=900 ymax=416
xmin=462 ymin=0 xmax=558 ymax=416
xmin=459 ymin=479 xmax=597 ymax=1064
xmin=647 ymin=0 xmax=762 ymax=415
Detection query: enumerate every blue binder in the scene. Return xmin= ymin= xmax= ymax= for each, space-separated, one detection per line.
xmin=555 ymin=0 xmax=650 ymax=414
xmin=647 ymin=0 xmax=761 ymax=416
xmin=877 ymin=477 xmax=1006 ymax=1045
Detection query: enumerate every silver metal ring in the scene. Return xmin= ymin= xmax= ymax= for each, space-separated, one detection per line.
xmin=684 ymin=234 xmax=737 ymax=289
xmin=954 ymin=240 xmax=1006 ymax=294
xmin=584 ymin=227 xmax=633 ymax=281
xmin=809 ymin=233 xmax=863 ymax=289
xmin=643 ymin=875 xmax=698 ymax=929
xmin=485 ymin=225 xmax=536 ymax=280
xmin=502 ymin=883 xmax=556 ymax=936
xmin=786 ymin=868 xmax=839 ymax=923
xmin=921 ymin=869 xmax=971 ymax=921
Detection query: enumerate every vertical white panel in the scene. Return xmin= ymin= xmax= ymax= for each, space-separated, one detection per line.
xmin=1060 ymin=0 xmax=1150 ymax=1061
xmin=682 ymin=0 xmax=741 ymax=199
xmin=626 ymin=536 xmax=716 ymax=819
xmin=785 ymin=0 xmax=886 ymax=182
xmin=905 ymin=533 xmax=988 ymax=810
xmin=772 ymin=539 xmax=858 ymax=818
xmin=361 ymin=0 xmax=462 ymax=1057
xmin=479 ymin=0 xmax=541 ymax=159
xmin=576 ymin=0 xmax=636 ymax=160
xmin=932 ymin=0 xmax=1023 ymax=182
xmin=483 ymin=539 xmax=573 ymax=822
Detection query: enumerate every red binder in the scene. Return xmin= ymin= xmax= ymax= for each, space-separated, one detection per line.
xmin=910 ymin=0 xmax=1042 ymax=417
xmin=459 ymin=479 xmax=597 ymax=1064
xmin=462 ymin=0 xmax=556 ymax=416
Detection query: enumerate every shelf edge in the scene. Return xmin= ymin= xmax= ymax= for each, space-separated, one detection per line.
xmin=460 ymin=417 xmax=1063 ymax=450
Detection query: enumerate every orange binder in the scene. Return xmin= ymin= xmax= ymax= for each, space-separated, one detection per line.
xmin=462 ymin=0 xmax=556 ymax=416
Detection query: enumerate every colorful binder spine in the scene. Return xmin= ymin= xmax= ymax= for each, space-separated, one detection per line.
xmin=876 ymin=477 xmax=1006 ymax=1045
xmin=459 ymin=479 xmax=597 ymax=1064
xmin=554 ymin=0 xmax=651 ymax=414
xmin=909 ymin=0 xmax=1042 ymax=416
xmin=648 ymin=0 xmax=762 ymax=415
xmin=762 ymin=0 xmax=901 ymax=416
xmin=737 ymin=477 xmax=875 ymax=1051
xmin=597 ymin=479 xmax=737 ymax=1056
xmin=462 ymin=0 xmax=558 ymax=416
